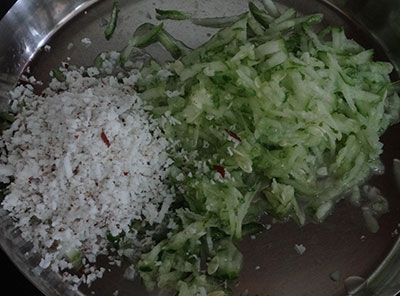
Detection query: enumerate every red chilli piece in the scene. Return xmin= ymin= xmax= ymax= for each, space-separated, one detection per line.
xmin=100 ymin=129 xmax=111 ymax=147
xmin=225 ymin=129 xmax=242 ymax=142
xmin=213 ymin=164 xmax=226 ymax=179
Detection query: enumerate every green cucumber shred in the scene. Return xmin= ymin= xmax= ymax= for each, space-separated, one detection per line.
xmin=104 ymin=2 xmax=120 ymax=40
xmin=110 ymin=1 xmax=400 ymax=295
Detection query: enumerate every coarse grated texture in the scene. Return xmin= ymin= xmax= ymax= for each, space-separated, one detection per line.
xmin=0 ymin=69 xmax=175 ymax=287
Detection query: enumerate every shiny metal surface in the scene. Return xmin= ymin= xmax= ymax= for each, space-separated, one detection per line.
xmin=1 ymin=0 xmax=400 ymax=296
xmin=0 ymin=0 xmax=99 ymax=109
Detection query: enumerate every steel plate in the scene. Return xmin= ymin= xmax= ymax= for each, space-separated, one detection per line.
xmin=1 ymin=1 xmax=400 ymax=296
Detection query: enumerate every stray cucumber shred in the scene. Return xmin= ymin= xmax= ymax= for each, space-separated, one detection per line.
xmin=104 ymin=2 xmax=120 ymax=40
xmin=104 ymin=2 xmax=119 ymax=40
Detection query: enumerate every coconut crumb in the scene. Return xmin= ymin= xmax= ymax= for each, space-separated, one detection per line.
xmin=81 ymin=37 xmax=92 ymax=47
xmin=294 ymin=243 xmax=306 ymax=255
xmin=123 ymin=264 xmax=136 ymax=281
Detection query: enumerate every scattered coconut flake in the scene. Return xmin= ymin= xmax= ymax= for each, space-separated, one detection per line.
xmin=87 ymin=67 xmax=100 ymax=77
xmin=157 ymin=69 xmax=173 ymax=80
xmin=294 ymin=243 xmax=306 ymax=255
xmin=81 ymin=37 xmax=92 ymax=47
xmin=165 ymin=90 xmax=181 ymax=98
xmin=176 ymin=173 xmax=185 ymax=182
xmin=44 ymin=45 xmax=51 ymax=52
xmin=123 ymin=264 xmax=136 ymax=281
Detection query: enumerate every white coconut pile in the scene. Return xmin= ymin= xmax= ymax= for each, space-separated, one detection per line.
xmin=0 ymin=68 xmax=176 ymax=287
